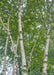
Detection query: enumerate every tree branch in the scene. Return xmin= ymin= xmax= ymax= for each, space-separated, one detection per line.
xmin=28 ymin=26 xmax=43 ymax=69
xmin=0 ymin=17 xmax=14 ymax=50
xmin=0 ymin=17 xmax=8 ymax=31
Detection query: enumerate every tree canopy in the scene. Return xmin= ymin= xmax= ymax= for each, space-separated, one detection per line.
xmin=0 ymin=0 xmax=54 ymax=75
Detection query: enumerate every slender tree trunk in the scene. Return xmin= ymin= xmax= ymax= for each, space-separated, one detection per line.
xmin=42 ymin=25 xmax=50 ymax=75
xmin=28 ymin=26 xmax=43 ymax=69
xmin=3 ymin=17 xmax=9 ymax=75
xmin=12 ymin=39 xmax=20 ymax=75
xmin=0 ymin=17 xmax=20 ymax=75
xmin=16 ymin=61 xmax=20 ymax=75
xmin=3 ymin=36 xmax=8 ymax=75
xmin=18 ymin=0 xmax=27 ymax=75
xmin=13 ymin=57 xmax=16 ymax=75
xmin=15 ymin=37 xmax=20 ymax=75
xmin=15 ymin=55 xmax=20 ymax=75
xmin=14 ymin=46 xmax=20 ymax=75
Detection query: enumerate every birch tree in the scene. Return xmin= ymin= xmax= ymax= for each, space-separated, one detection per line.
xmin=42 ymin=25 xmax=50 ymax=75
xmin=18 ymin=0 xmax=27 ymax=75
xmin=3 ymin=17 xmax=9 ymax=75
xmin=0 ymin=17 xmax=20 ymax=75
xmin=42 ymin=0 xmax=53 ymax=74
xmin=3 ymin=36 xmax=8 ymax=75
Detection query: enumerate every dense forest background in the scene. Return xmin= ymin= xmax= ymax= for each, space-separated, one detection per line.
xmin=0 ymin=0 xmax=54 ymax=75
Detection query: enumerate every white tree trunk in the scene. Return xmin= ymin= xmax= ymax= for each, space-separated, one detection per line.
xmin=18 ymin=0 xmax=27 ymax=75
xmin=0 ymin=17 xmax=20 ymax=75
xmin=13 ymin=59 xmax=15 ymax=75
xmin=42 ymin=25 xmax=50 ymax=75
xmin=0 ymin=15 xmax=20 ymax=75
xmin=16 ymin=61 xmax=20 ymax=75
xmin=14 ymin=45 xmax=20 ymax=75
xmin=3 ymin=36 xmax=8 ymax=75
xmin=3 ymin=18 xmax=9 ymax=75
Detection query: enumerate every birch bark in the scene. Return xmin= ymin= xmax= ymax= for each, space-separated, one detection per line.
xmin=0 ymin=17 xmax=20 ymax=75
xmin=42 ymin=25 xmax=50 ymax=75
xmin=18 ymin=0 xmax=27 ymax=75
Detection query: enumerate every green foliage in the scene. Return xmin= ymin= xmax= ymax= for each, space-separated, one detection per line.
xmin=0 ymin=0 xmax=54 ymax=75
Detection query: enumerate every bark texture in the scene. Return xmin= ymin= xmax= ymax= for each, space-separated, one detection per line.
xmin=42 ymin=25 xmax=50 ymax=75
xmin=18 ymin=0 xmax=27 ymax=75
